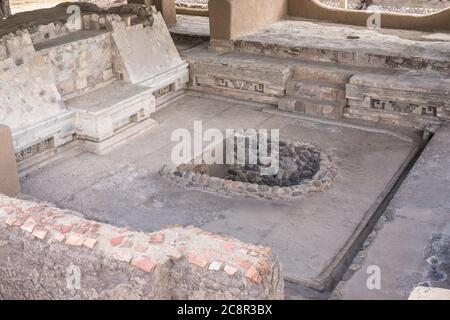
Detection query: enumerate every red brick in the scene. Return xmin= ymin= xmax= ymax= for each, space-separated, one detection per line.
xmin=131 ymin=256 xmax=157 ymax=273
xmin=20 ymin=220 xmax=37 ymax=233
xmin=110 ymin=236 xmax=125 ymax=246
xmin=223 ymin=242 xmax=236 ymax=250
xmin=245 ymin=265 xmax=262 ymax=284
xmin=60 ymin=225 xmax=72 ymax=234
xmin=65 ymin=234 xmax=84 ymax=246
xmin=188 ymin=253 xmax=208 ymax=268
xmin=83 ymin=238 xmax=98 ymax=249
xmin=234 ymin=257 xmax=252 ymax=270
xmin=32 ymin=228 xmax=48 ymax=240
xmin=13 ymin=218 xmax=27 ymax=227
xmin=5 ymin=217 xmax=17 ymax=226
xmin=148 ymin=233 xmax=164 ymax=244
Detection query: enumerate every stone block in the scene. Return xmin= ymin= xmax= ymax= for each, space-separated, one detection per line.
xmin=186 ymin=49 xmax=292 ymax=104
xmin=66 ymin=81 xmax=157 ymax=154
xmin=0 ymin=125 xmax=20 ymax=197
xmin=345 ymin=72 xmax=450 ymax=128
xmin=209 ymin=0 xmax=288 ymax=40
xmin=110 ymin=12 xmax=188 ymax=106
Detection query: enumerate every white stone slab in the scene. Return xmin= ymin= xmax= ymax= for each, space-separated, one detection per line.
xmin=110 ymin=13 xmax=189 ymax=103
xmin=66 ymin=81 xmax=156 ymax=143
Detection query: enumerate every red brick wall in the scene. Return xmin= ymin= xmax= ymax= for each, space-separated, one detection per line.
xmin=0 ymin=193 xmax=284 ymax=299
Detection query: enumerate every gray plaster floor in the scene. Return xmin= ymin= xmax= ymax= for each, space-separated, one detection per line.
xmin=20 ymin=94 xmax=420 ymax=292
xmin=335 ymin=124 xmax=450 ymax=300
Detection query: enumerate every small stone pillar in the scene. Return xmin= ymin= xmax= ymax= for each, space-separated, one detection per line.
xmin=0 ymin=124 xmax=20 ymax=197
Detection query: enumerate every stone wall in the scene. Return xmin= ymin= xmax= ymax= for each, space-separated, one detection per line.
xmin=0 ymin=125 xmax=20 ymax=197
xmin=0 ymin=194 xmax=284 ymax=299
xmin=27 ymin=21 xmax=71 ymax=43
xmin=0 ymin=30 xmax=74 ymax=152
xmin=108 ymin=11 xmax=186 ymax=86
xmin=209 ymin=0 xmax=288 ymax=40
xmin=0 ymin=4 xmax=188 ymax=159
xmin=38 ymin=32 xmax=114 ymax=97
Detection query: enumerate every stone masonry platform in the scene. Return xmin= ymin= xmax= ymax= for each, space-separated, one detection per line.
xmin=66 ymin=81 xmax=157 ymax=154
xmin=232 ymin=19 xmax=450 ymax=70
xmin=20 ymin=94 xmax=422 ymax=292
xmin=176 ymin=14 xmax=450 ymax=70
xmin=176 ymin=15 xmax=450 ymax=130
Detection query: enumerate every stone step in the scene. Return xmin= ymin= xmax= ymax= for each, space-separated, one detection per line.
xmin=34 ymin=30 xmax=115 ymax=99
xmin=65 ymin=81 xmax=157 ymax=154
xmin=286 ymin=79 xmax=346 ymax=103
xmin=345 ymin=71 xmax=450 ymax=129
xmin=278 ymin=96 xmax=346 ymax=120
xmin=291 ymin=63 xmax=356 ymax=84
xmin=184 ymin=47 xmax=294 ymax=104
xmin=184 ymin=45 xmax=377 ymax=120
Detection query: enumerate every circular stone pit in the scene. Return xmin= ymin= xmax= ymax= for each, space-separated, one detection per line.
xmin=160 ymin=140 xmax=338 ymax=201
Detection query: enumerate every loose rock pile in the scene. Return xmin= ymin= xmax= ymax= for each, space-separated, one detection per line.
xmin=225 ymin=142 xmax=321 ymax=187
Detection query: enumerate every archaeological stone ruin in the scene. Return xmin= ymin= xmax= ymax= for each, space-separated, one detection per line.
xmin=1 ymin=0 xmax=450 ymax=300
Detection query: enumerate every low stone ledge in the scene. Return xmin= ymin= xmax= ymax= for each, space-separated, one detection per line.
xmin=0 ymin=194 xmax=283 ymax=299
